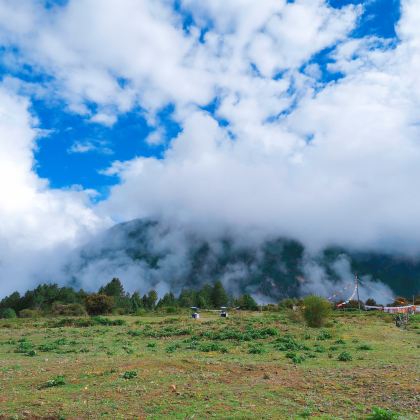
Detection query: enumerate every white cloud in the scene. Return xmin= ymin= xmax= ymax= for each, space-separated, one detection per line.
xmin=0 ymin=0 xmax=419 ymax=297
xmin=0 ymin=84 xmax=110 ymax=295
xmin=67 ymin=139 xmax=113 ymax=155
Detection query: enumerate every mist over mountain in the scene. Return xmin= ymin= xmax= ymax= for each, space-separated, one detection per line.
xmin=65 ymin=219 xmax=419 ymax=304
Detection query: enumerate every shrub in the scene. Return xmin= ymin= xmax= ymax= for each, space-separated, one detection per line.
xmin=198 ymin=342 xmax=228 ymax=353
xmin=49 ymin=317 xmax=94 ymax=328
xmin=85 ymin=294 xmax=114 ymax=315
xmin=358 ymin=344 xmax=372 ymax=351
xmin=128 ymin=330 xmax=142 ymax=337
xmin=248 ymin=344 xmax=266 ymax=354
xmin=317 ymin=330 xmax=332 ymax=340
xmin=0 ymin=308 xmax=17 ymax=319
xmin=337 ymin=351 xmax=352 ymax=362
xmin=278 ymin=298 xmax=298 ymax=309
xmin=52 ymin=303 xmax=87 ymax=316
xmin=367 ymin=406 xmax=400 ymax=420
xmin=122 ymin=371 xmax=137 ymax=380
xmin=19 ymin=309 xmax=41 ymax=318
xmin=274 ymin=334 xmax=307 ymax=351
xmin=40 ymin=375 xmax=66 ymax=389
xmin=166 ymin=343 xmax=182 ymax=353
xmin=302 ymin=295 xmax=332 ymax=328
xmin=92 ymin=316 xmax=126 ymax=326
xmin=285 ymin=352 xmax=305 ymax=364
xmin=14 ymin=339 xmax=34 ymax=353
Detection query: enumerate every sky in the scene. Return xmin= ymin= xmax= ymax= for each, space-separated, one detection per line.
xmin=0 ymin=0 xmax=419 ymax=296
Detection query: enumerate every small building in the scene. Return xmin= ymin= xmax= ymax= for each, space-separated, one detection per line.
xmin=220 ymin=306 xmax=228 ymax=318
xmin=190 ymin=307 xmax=200 ymax=319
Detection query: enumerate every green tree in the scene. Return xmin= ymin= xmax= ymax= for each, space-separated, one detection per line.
xmin=236 ymin=294 xmax=258 ymax=310
xmin=195 ymin=284 xmax=213 ymax=308
xmin=99 ymin=278 xmax=131 ymax=312
xmin=178 ymin=289 xmax=195 ymax=307
xmin=99 ymin=278 xmax=125 ymax=298
xmin=302 ymin=295 xmax=332 ymax=328
xmin=0 ymin=307 xmax=17 ymax=318
xmin=278 ymin=298 xmax=298 ymax=309
xmin=142 ymin=290 xmax=158 ymax=310
xmin=365 ymin=298 xmax=377 ymax=306
xmin=211 ymin=281 xmax=229 ymax=308
xmin=147 ymin=290 xmax=158 ymax=309
xmin=85 ymin=294 xmax=114 ymax=315
xmin=157 ymin=292 xmax=177 ymax=308
xmin=0 ymin=292 xmax=22 ymax=312
xmin=130 ymin=292 xmax=143 ymax=312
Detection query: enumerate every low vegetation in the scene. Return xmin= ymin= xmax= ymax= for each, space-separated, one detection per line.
xmin=0 ymin=309 xmax=418 ymax=418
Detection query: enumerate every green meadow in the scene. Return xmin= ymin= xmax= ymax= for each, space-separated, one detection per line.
xmin=0 ymin=311 xmax=419 ymax=419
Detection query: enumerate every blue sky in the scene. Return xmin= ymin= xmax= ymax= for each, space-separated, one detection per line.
xmin=0 ymin=0 xmax=401 ymax=198
xmin=3 ymin=0 xmax=420 ymax=295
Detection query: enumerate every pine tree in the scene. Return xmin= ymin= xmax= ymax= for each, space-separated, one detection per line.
xmin=236 ymin=294 xmax=258 ymax=310
xmin=99 ymin=278 xmax=125 ymax=298
xmin=157 ymin=292 xmax=177 ymax=308
xmin=148 ymin=290 xmax=158 ymax=309
xmin=130 ymin=292 xmax=143 ymax=312
xmin=178 ymin=289 xmax=195 ymax=307
xmin=211 ymin=280 xmax=229 ymax=308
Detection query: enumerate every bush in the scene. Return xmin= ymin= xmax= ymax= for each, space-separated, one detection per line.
xmin=367 ymin=406 xmax=400 ymax=420
xmin=337 ymin=351 xmax=352 ymax=362
xmin=15 ymin=339 xmax=34 ymax=353
xmin=285 ymin=352 xmax=305 ymax=364
xmin=19 ymin=309 xmax=41 ymax=318
xmin=122 ymin=371 xmax=137 ymax=380
xmin=248 ymin=344 xmax=266 ymax=354
xmin=317 ymin=330 xmax=332 ymax=340
xmin=166 ymin=343 xmax=182 ymax=353
xmin=358 ymin=344 xmax=372 ymax=351
xmin=49 ymin=317 xmax=94 ymax=328
xmin=40 ymin=375 xmax=66 ymax=389
xmin=278 ymin=298 xmax=298 ymax=309
xmin=85 ymin=294 xmax=114 ymax=315
xmin=0 ymin=308 xmax=17 ymax=319
xmin=302 ymin=295 xmax=331 ymax=328
xmin=92 ymin=316 xmax=126 ymax=326
xmin=52 ymin=303 xmax=86 ymax=316
xmin=198 ymin=342 xmax=228 ymax=353
xmin=274 ymin=334 xmax=307 ymax=352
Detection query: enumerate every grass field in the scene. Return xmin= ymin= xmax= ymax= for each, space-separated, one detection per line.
xmin=0 ymin=310 xmax=419 ymax=419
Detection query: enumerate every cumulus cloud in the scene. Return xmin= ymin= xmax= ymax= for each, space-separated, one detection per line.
xmin=67 ymin=139 xmax=113 ymax=155
xmin=0 ymin=84 xmax=109 ymax=296
xmin=0 ymin=0 xmax=419 ymax=297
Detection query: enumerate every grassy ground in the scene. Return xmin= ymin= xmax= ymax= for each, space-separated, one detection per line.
xmin=0 ymin=310 xmax=419 ymax=419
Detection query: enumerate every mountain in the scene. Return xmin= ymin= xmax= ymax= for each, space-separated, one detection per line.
xmin=66 ymin=219 xmax=420 ymax=301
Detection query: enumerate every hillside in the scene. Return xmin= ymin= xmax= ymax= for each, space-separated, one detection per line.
xmin=66 ymin=219 xmax=420 ymax=300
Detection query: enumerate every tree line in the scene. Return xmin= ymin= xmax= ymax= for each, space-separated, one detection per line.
xmin=0 ymin=278 xmax=258 ymax=318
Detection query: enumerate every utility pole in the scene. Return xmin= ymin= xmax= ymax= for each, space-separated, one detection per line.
xmin=356 ymin=273 xmax=361 ymax=312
